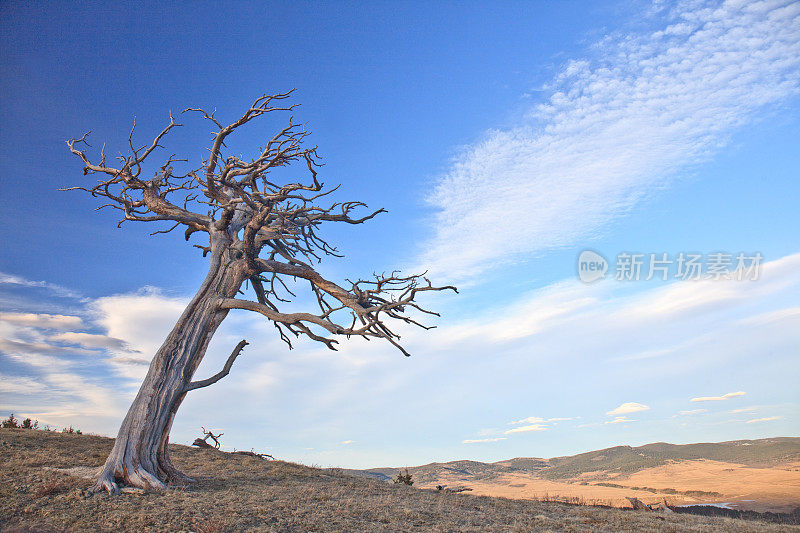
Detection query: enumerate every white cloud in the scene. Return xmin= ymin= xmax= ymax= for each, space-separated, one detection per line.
xmin=2 ymin=251 xmax=798 ymax=466
xmin=606 ymin=402 xmax=650 ymax=416
xmin=0 ymin=369 xmax=128 ymax=430
xmin=504 ymin=424 xmax=547 ymax=434
xmin=0 ymin=337 xmax=95 ymax=357
xmin=480 ymin=415 xmax=574 ymax=440
xmin=0 ymin=272 xmax=85 ymax=300
xmin=0 ymin=272 xmax=46 ymax=288
xmin=737 ymin=307 xmax=800 ymax=327
xmin=510 ymin=416 xmax=545 ymax=425
xmin=605 ymin=417 xmax=635 ymax=425
xmin=679 ymin=409 xmax=707 ymax=416
xmin=49 ymin=331 xmax=133 ymax=352
xmin=422 ymin=0 xmax=800 ymax=282
xmin=746 ymin=416 xmax=783 ymax=423
xmin=0 ymin=312 xmax=83 ymax=330
xmin=462 ymin=437 xmax=508 ymax=444
xmin=691 ymin=391 xmax=746 ymax=402
xmin=0 ymin=373 xmax=48 ymax=395
xmin=91 ymin=288 xmax=188 ymax=379
xmin=611 ymin=254 xmax=800 ymax=324
xmin=730 ymin=407 xmax=757 ymax=414
xmin=340 ymin=440 xmax=355 ymax=445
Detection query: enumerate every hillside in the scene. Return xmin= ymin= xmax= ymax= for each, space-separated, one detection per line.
xmin=542 ymin=438 xmax=800 ymax=479
xmin=351 ymin=438 xmax=800 ymax=513
xmin=1 ymin=429 xmax=796 ymax=532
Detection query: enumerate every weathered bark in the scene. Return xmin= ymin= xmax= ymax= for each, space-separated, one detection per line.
xmin=92 ymin=232 xmax=247 ymax=494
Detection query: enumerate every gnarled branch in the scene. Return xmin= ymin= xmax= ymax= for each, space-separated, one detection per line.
xmin=184 ymin=340 xmax=249 ymax=392
xmin=68 ymin=91 xmax=457 ymax=361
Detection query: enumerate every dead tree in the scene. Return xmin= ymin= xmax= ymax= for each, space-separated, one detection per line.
xmin=233 ymin=450 xmax=274 ymax=460
xmin=626 ymin=497 xmax=650 ymax=510
xmin=200 ymin=427 xmax=223 ymax=449
xmin=66 ymin=91 xmax=456 ymax=494
xmin=191 ymin=438 xmax=214 ymax=449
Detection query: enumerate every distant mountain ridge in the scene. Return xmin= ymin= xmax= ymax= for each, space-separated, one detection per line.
xmin=347 ymin=437 xmax=800 ymax=484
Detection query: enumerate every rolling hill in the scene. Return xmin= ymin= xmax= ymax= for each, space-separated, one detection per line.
xmin=349 ymin=437 xmax=800 ymax=512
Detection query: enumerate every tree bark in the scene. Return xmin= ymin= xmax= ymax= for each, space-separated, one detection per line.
xmin=92 ymin=232 xmax=247 ymax=494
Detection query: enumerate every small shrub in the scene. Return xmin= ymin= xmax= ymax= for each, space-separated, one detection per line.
xmin=594 ymin=482 xmax=625 ymax=489
xmin=2 ymin=413 xmax=19 ymax=428
xmin=394 ymin=468 xmax=413 ymax=486
xmin=21 ymin=418 xmax=39 ymax=429
xmin=684 ymin=489 xmax=721 ymax=497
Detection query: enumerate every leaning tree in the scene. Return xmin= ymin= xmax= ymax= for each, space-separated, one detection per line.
xmin=66 ymin=91 xmax=455 ymax=494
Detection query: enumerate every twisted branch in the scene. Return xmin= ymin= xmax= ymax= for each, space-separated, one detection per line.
xmin=67 ymin=91 xmax=456 ymax=361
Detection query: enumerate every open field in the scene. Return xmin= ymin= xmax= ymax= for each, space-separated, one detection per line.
xmin=1 ymin=429 xmax=797 ymax=532
xmin=416 ymin=459 xmax=800 ymax=513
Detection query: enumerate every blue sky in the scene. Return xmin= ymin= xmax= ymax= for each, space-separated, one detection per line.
xmin=1 ymin=0 xmax=798 ymax=468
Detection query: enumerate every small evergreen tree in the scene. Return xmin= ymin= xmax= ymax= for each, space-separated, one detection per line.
xmin=394 ymin=468 xmax=414 ymax=486
xmin=2 ymin=414 xmax=19 ymax=428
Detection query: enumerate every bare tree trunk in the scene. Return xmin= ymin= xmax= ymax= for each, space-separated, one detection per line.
xmin=92 ymin=232 xmax=246 ymax=494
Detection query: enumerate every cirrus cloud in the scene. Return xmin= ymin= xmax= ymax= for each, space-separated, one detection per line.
xmin=422 ymin=0 xmax=800 ymax=282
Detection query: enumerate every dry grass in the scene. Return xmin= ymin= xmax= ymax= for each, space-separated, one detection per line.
xmin=416 ymin=459 xmax=800 ymax=513
xmin=0 ymin=429 xmax=797 ymax=532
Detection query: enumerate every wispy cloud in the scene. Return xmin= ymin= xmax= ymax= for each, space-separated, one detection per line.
xmin=691 ymin=391 xmax=746 ymax=402
xmin=510 ymin=416 xmax=545 ymax=425
xmin=504 ymin=424 xmax=547 ymax=434
xmin=730 ymin=406 xmax=757 ymax=414
xmin=746 ymin=416 xmax=783 ymax=424
xmin=462 ymin=437 xmax=507 ymax=444
xmin=606 ymin=402 xmax=650 ymax=416
xmin=679 ymin=409 xmax=707 ymax=416
xmin=0 ymin=337 xmax=95 ymax=357
xmin=0 ymin=373 xmax=48 ymax=395
xmin=340 ymin=440 xmax=355 ymax=445
xmin=0 ymin=272 xmax=47 ymax=288
xmin=605 ymin=417 xmax=635 ymax=425
xmin=48 ymin=332 xmax=134 ymax=352
xmin=2 ymin=253 xmax=798 ymax=463
xmin=0 ymin=272 xmax=86 ymax=300
xmin=502 ymin=415 xmax=574 ymax=437
xmin=422 ymin=0 xmax=800 ymax=281
xmin=0 ymin=312 xmax=83 ymax=330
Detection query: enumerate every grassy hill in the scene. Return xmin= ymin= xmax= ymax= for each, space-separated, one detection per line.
xmin=541 ymin=438 xmax=800 ymax=479
xmin=1 ymin=429 xmax=794 ymax=532
xmin=352 ymin=437 xmax=800 ymax=484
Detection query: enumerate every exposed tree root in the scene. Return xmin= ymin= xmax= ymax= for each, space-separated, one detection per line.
xmin=91 ymin=458 xmax=169 ymax=494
